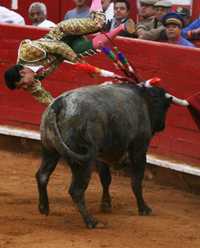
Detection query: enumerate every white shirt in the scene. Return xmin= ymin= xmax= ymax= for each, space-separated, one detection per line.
xmin=36 ymin=19 xmax=56 ymax=28
xmin=104 ymin=2 xmax=114 ymax=22
xmin=0 ymin=6 xmax=25 ymax=25
xmin=25 ymin=65 xmax=43 ymax=73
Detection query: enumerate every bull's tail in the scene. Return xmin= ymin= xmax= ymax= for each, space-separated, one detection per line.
xmin=51 ymin=109 xmax=94 ymax=164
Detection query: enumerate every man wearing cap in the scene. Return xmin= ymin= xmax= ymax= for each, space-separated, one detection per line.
xmin=154 ymin=0 xmax=172 ymax=22
xmin=138 ymin=0 xmax=172 ymax=40
xmin=136 ymin=0 xmax=158 ymax=38
xmin=161 ymin=12 xmax=195 ymax=47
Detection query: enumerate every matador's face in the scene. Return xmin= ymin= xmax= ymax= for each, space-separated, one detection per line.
xmin=16 ymin=67 xmax=36 ymax=89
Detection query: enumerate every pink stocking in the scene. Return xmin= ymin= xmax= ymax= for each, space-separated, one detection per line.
xmin=92 ymin=24 xmax=125 ymax=49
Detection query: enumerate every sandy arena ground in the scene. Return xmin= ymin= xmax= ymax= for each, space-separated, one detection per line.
xmin=0 ymin=150 xmax=200 ymax=248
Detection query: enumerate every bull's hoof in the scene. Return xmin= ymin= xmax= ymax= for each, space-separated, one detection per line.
xmin=101 ymin=202 xmax=112 ymax=213
xmin=86 ymin=220 xmax=107 ymax=229
xmin=138 ymin=206 xmax=152 ymax=216
xmin=139 ymin=207 xmax=152 ymax=216
xmin=39 ymin=204 xmax=49 ymax=216
xmin=85 ymin=216 xmax=99 ymax=229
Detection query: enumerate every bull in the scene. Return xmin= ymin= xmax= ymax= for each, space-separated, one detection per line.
xmin=36 ymin=81 xmax=182 ymax=228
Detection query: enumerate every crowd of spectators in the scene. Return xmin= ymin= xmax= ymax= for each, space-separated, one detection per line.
xmin=136 ymin=0 xmax=196 ymax=47
xmin=0 ymin=0 xmax=200 ymax=48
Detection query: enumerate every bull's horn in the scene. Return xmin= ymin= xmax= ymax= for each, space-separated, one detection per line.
xmin=165 ymin=93 xmax=189 ymax=106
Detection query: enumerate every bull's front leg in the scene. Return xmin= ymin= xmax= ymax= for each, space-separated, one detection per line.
xmin=129 ymin=148 xmax=152 ymax=216
xmin=69 ymin=162 xmax=104 ymax=228
xmin=35 ymin=148 xmax=60 ymax=215
xmin=96 ymin=161 xmax=112 ymax=213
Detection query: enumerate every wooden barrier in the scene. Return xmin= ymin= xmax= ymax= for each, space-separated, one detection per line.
xmin=0 ymin=23 xmax=200 ymax=171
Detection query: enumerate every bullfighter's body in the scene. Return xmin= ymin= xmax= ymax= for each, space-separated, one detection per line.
xmin=16 ymin=11 xmax=106 ymax=105
xmin=4 ymin=0 xmax=135 ymax=105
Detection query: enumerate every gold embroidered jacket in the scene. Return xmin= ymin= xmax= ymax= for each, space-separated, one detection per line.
xmin=17 ymin=12 xmax=106 ymax=105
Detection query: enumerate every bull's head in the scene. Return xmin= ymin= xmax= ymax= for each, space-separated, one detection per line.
xmin=143 ymin=79 xmax=190 ymax=107
xmin=143 ymin=86 xmax=171 ymax=134
xmin=143 ymin=79 xmax=190 ymax=134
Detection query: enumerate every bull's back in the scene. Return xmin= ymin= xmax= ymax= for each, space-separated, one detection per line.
xmin=57 ymin=84 xmax=143 ymax=116
xmin=41 ymin=84 xmax=150 ymax=156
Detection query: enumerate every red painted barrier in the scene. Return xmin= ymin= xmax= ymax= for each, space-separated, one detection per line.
xmin=0 ymin=23 xmax=200 ymax=167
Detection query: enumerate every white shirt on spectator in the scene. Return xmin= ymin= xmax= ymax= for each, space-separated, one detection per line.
xmin=0 ymin=6 xmax=25 ymax=25
xmin=104 ymin=2 xmax=114 ymax=22
xmin=36 ymin=19 xmax=56 ymax=28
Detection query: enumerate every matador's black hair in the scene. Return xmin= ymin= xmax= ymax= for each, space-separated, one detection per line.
xmin=4 ymin=64 xmax=24 ymax=90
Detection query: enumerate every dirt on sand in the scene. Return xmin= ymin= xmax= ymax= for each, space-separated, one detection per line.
xmin=0 ymin=150 xmax=200 ymax=248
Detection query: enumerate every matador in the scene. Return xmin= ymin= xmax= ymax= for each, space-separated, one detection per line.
xmin=4 ymin=0 xmax=135 ymax=105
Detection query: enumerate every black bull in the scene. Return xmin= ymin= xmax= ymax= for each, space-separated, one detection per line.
xmin=36 ymin=83 xmax=172 ymax=228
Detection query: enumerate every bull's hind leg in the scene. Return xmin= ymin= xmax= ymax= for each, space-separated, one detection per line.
xmin=96 ymin=161 xmax=112 ymax=213
xmin=129 ymin=145 xmax=152 ymax=216
xmin=68 ymin=162 xmax=101 ymax=228
xmin=35 ymin=147 xmax=60 ymax=215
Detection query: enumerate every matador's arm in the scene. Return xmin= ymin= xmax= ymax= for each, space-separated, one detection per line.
xmin=35 ymin=57 xmax=63 ymax=80
xmin=25 ymin=79 xmax=54 ymax=105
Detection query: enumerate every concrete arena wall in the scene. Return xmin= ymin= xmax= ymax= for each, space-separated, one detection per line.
xmin=0 ymin=23 xmax=200 ymax=169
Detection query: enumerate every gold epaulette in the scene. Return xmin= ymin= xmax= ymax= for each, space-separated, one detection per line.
xmin=17 ymin=39 xmax=47 ymax=63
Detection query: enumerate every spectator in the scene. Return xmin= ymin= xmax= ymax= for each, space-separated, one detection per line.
xmin=0 ymin=6 xmax=25 ymax=25
xmin=161 ymin=12 xmax=195 ymax=48
xmin=138 ymin=0 xmax=172 ymax=40
xmin=28 ymin=2 xmax=56 ymax=28
xmin=105 ymin=0 xmax=136 ymax=38
xmin=64 ymin=0 xmax=90 ymax=20
xmin=176 ymin=6 xmax=191 ymax=26
xmin=154 ymin=0 xmax=172 ymax=21
xmin=102 ymin=0 xmax=114 ymax=22
xmin=136 ymin=0 xmax=158 ymax=37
